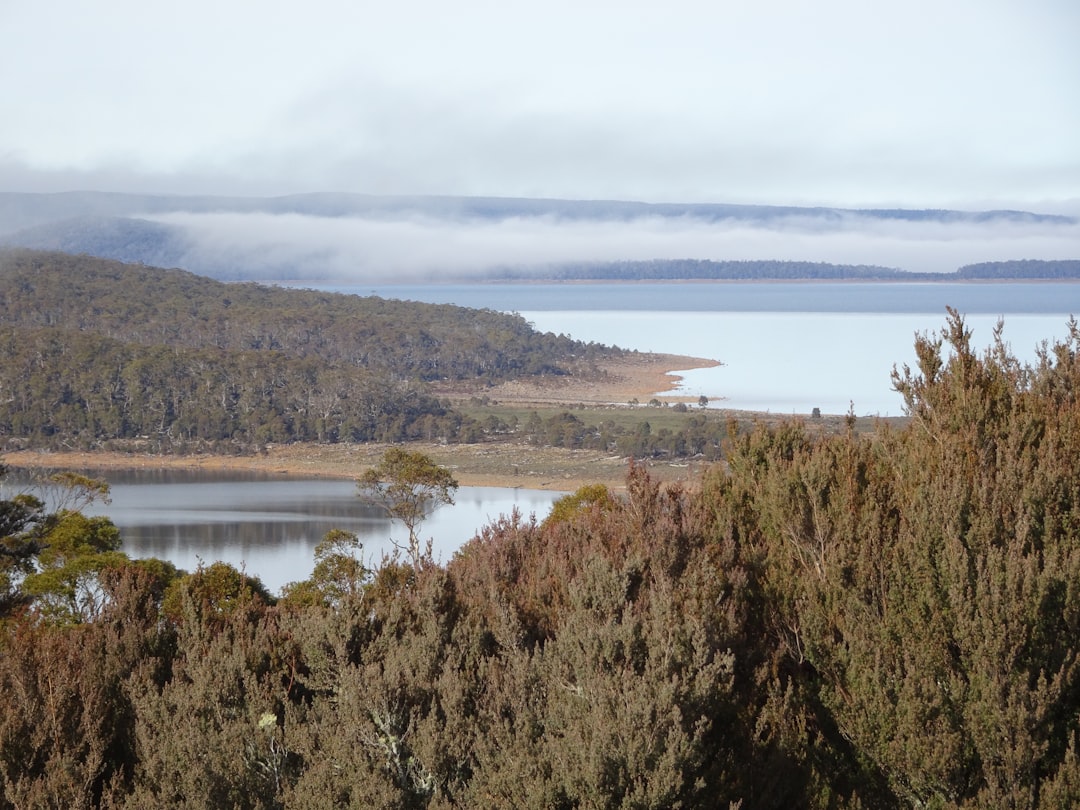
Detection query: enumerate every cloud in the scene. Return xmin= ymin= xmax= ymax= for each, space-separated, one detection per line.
xmin=146 ymin=210 xmax=1080 ymax=281
xmin=2 ymin=1 xmax=1076 ymax=208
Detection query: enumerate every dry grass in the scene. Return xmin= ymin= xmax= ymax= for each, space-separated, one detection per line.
xmin=434 ymin=352 xmax=721 ymax=407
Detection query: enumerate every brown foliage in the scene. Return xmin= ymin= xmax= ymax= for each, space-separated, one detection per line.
xmin=2 ymin=312 xmax=1080 ymax=808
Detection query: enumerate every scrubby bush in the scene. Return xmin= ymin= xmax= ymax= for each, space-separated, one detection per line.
xmin=2 ymin=312 xmax=1080 ymax=808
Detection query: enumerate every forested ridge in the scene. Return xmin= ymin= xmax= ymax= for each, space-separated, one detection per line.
xmin=0 ymin=250 xmax=615 ymax=450
xmin=2 ymin=311 xmax=1080 ymax=807
xmin=3 ymin=193 xmax=1074 ymax=283
xmin=0 ymin=250 xmax=595 ymax=377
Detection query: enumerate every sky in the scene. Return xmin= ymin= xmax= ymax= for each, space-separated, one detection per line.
xmin=2 ymin=0 xmax=1079 ymax=210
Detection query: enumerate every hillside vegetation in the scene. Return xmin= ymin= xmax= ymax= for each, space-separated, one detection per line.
xmin=0 ymin=250 xmax=616 ymax=451
xmin=1 ymin=311 xmax=1080 ymax=807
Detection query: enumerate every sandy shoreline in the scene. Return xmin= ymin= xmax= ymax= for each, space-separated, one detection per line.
xmin=3 ymin=353 xmax=722 ymax=491
xmin=439 ymin=351 xmax=722 ymax=407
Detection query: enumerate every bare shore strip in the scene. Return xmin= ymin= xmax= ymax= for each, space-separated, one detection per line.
xmin=454 ymin=352 xmax=722 ymax=408
xmin=4 ymin=353 xmax=721 ymax=492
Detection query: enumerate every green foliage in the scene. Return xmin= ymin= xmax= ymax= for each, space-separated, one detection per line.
xmin=21 ymin=511 xmax=126 ymax=624
xmin=507 ymin=406 xmax=728 ymax=460
xmin=720 ymin=311 xmax=1080 ymax=805
xmin=358 ymin=448 xmax=459 ymax=567
xmin=0 ymin=469 xmax=140 ymax=625
xmin=0 ymin=250 xmax=626 ymax=452
xmin=162 ymin=561 xmax=274 ymax=626
xmin=542 ymin=482 xmax=616 ymax=528
xmin=280 ymin=529 xmax=368 ymax=609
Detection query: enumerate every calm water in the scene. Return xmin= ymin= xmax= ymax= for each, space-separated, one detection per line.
xmin=311 ymin=281 xmax=1078 ymax=416
xmin=520 ymin=311 xmax=1074 ymax=415
xmin=314 ymin=280 xmax=1078 ymax=314
xmin=3 ymin=468 xmax=561 ymax=594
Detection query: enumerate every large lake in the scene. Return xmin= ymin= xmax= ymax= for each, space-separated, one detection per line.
xmin=315 ymin=281 xmax=1079 ymax=416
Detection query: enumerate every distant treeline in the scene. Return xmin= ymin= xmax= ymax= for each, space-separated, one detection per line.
xmin=956 ymin=259 xmax=1080 ymax=279
xmin=491 ymin=258 xmax=1080 ymax=282
xmin=496 ymin=258 xmax=908 ymax=280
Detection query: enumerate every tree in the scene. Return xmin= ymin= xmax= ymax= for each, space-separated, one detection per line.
xmin=280 ymin=529 xmax=368 ymax=608
xmin=542 ymin=483 xmax=616 ymax=529
xmin=1 ymin=467 xmax=125 ymax=624
xmin=357 ymin=448 xmax=458 ymax=568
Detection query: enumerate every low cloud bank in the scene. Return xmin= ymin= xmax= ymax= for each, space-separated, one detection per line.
xmin=145 ymin=210 xmax=1080 ymax=281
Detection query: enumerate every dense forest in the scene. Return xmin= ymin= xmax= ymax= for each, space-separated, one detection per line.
xmin=0 ymin=250 xmax=621 ymax=451
xmin=2 ymin=310 xmax=1079 ymax=807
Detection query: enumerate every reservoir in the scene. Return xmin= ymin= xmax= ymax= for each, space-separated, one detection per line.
xmin=315 ymin=280 xmax=1078 ymax=416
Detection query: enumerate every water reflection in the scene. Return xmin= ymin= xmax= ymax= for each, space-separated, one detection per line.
xmin=5 ymin=468 xmax=562 ymax=594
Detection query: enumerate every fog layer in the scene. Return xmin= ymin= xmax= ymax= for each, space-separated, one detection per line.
xmin=147 ymin=210 xmax=1080 ymax=281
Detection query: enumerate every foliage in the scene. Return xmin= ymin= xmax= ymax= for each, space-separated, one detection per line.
xmin=358 ymin=448 xmax=459 ymax=568
xmin=2 ymin=313 xmax=1080 ymax=807
xmin=511 ymin=407 xmax=728 ymax=460
xmin=0 ymin=470 xmax=135 ymax=626
xmin=542 ymin=482 xmax=617 ymax=528
xmin=161 ymin=561 xmax=274 ymax=626
xmin=280 ymin=529 xmax=368 ymax=609
xmin=0 ymin=249 xmax=626 ymax=452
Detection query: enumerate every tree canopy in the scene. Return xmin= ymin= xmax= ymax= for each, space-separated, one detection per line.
xmin=0 ymin=250 xmax=622 ymax=452
xmin=358 ymin=448 xmax=459 ymax=567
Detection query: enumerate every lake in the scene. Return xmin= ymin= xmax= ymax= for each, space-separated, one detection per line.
xmin=2 ymin=468 xmax=561 ymax=594
xmin=8 ymin=280 xmax=1076 ymax=592
xmin=312 ymin=281 xmax=1079 ymax=415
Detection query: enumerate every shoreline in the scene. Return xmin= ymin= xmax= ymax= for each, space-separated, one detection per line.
xmin=444 ymin=351 xmax=722 ymax=407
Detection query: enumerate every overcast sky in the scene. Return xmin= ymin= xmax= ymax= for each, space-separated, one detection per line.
xmin=2 ymin=0 xmax=1078 ymax=210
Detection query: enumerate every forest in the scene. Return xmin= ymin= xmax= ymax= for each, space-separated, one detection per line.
xmin=1 ymin=310 xmax=1079 ymax=808
xmin=0 ymin=250 xmax=746 ymax=460
xmin=496 ymin=258 xmax=1080 ymax=282
xmin=0 ymin=250 xmax=613 ymax=451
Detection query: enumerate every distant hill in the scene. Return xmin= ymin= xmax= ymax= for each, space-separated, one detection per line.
xmin=955 ymin=260 xmax=1080 ymax=280
xmin=493 ymin=258 xmax=1080 ymax=282
xmin=1 ymin=215 xmax=192 ymax=268
xmin=496 ymin=259 xmax=914 ymax=281
xmin=2 ymin=190 xmax=1073 ymax=237
xmin=0 ymin=249 xmax=616 ymax=451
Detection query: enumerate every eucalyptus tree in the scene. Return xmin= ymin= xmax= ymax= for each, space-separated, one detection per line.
xmin=357 ymin=448 xmax=459 ymax=568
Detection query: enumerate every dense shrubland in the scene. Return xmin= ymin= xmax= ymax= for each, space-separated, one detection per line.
xmin=2 ymin=311 xmax=1080 ymax=808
